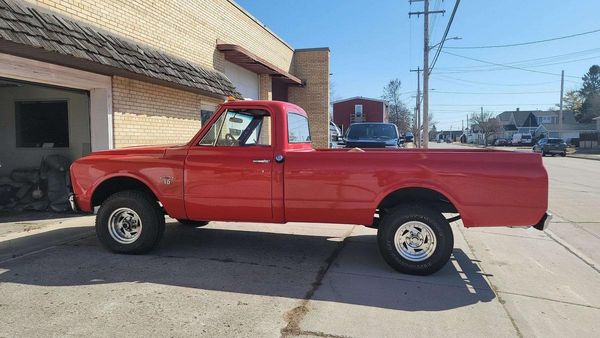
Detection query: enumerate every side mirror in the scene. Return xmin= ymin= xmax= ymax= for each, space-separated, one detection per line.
xmin=332 ymin=135 xmax=339 ymax=142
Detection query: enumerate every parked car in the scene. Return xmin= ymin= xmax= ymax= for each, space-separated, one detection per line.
xmin=69 ymin=100 xmax=550 ymax=276
xmin=565 ymin=138 xmax=579 ymax=147
xmin=344 ymin=123 xmax=401 ymax=148
xmin=512 ymin=133 xmax=533 ymax=145
xmin=329 ymin=121 xmax=342 ymax=148
xmin=404 ymin=131 xmax=414 ymax=143
xmin=494 ymin=138 xmax=509 ymax=146
xmin=533 ymin=138 xmax=567 ymax=157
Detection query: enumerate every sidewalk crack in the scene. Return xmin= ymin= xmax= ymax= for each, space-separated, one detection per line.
xmin=280 ymin=226 xmax=355 ymax=338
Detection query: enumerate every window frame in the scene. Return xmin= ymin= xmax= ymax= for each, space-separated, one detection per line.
xmin=14 ymin=99 xmax=70 ymax=148
xmin=287 ymin=112 xmax=311 ymax=144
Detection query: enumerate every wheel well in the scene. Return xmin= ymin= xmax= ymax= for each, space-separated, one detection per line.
xmin=91 ymin=177 xmax=158 ymax=208
xmin=372 ymin=187 xmax=459 ymax=228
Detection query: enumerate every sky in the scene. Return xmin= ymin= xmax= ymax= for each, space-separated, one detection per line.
xmin=235 ymin=0 xmax=600 ymax=130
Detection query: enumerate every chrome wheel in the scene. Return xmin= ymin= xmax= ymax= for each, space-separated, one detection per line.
xmin=393 ymin=221 xmax=437 ymax=262
xmin=108 ymin=207 xmax=143 ymax=244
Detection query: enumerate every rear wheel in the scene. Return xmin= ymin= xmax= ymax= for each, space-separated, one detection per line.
xmin=177 ymin=219 xmax=210 ymax=227
xmin=377 ymin=204 xmax=453 ymax=275
xmin=560 ymin=151 xmax=566 ymax=157
xmin=95 ymin=190 xmax=165 ymax=254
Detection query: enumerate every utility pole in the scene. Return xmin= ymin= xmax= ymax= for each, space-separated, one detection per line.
xmin=409 ymin=0 xmax=445 ymax=148
xmin=559 ymin=70 xmax=564 ymax=136
xmin=410 ymin=67 xmax=422 ymax=147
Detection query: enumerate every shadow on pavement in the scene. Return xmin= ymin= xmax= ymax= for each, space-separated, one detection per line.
xmin=0 ymin=223 xmax=495 ymax=311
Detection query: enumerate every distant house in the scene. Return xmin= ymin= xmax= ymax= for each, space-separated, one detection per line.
xmin=332 ymin=97 xmax=389 ymax=134
xmin=496 ymin=109 xmax=598 ymax=140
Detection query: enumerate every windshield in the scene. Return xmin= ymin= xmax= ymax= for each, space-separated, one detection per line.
xmin=347 ymin=124 xmax=398 ymax=140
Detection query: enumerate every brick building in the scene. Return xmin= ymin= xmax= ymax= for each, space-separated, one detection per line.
xmin=0 ymin=0 xmax=330 ymax=176
xmin=332 ymin=97 xmax=388 ymax=134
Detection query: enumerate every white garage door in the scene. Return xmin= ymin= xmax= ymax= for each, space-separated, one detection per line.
xmin=223 ymin=60 xmax=259 ymax=100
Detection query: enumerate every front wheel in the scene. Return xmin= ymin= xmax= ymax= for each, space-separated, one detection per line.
xmin=96 ymin=190 xmax=165 ymax=254
xmin=560 ymin=151 xmax=566 ymax=157
xmin=377 ymin=204 xmax=454 ymax=275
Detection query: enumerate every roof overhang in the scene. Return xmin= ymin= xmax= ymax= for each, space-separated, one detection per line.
xmin=332 ymin=96 xmax=387 ymax=105
xmin=217 ymin=43 xmax=303 ymax=85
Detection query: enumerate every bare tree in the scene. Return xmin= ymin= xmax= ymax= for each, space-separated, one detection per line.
xmin=470 ymin=111 xmax=501 ymax=146
xmin=411 ymin=112 xmax=436 ymax=143
xmin=382 ymin=79 xmax=412 ymax=132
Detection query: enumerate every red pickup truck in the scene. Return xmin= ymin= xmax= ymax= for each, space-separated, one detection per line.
xmin=70 ymin=100 xmax=550 ymax=275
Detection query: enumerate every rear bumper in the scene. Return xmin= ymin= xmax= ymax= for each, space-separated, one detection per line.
xmin=533 ymin=212 xmax=552 ymax=231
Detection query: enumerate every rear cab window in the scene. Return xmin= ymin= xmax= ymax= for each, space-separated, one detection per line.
xmin=287 ymin=112 xmax=311 ymax=143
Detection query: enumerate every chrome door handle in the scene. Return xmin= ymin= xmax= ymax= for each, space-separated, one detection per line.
xmin=252 ymin=159 xmax=271 ymax=164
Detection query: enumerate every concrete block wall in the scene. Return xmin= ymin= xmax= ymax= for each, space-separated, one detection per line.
xmin=289 ymin=49 xmax=331 ymax=148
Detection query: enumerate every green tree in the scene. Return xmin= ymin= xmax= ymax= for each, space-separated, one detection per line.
xmin=580 ymin=93 xmax=600 ymax=123
xmin=580 ymin=65 xmax=600 ymax=97
xmin=382 ymin=79 xmax=412 ymax=132
xmin=562 ymin=90 xmax=583 ymax=113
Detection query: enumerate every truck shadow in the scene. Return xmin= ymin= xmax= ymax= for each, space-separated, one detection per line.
xmin=0 ymin=223 xmax=495 ymax=312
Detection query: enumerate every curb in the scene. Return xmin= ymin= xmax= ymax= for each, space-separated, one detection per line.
xmin=566 ymin=154 xmax=600 ymax=161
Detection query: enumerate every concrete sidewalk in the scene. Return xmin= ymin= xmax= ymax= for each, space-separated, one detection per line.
xmin=0 ymin=218 xmax=598 ymax=337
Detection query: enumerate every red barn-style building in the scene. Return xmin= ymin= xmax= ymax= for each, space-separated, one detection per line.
xmin=333 ymin=97 xmax=389 ymax=133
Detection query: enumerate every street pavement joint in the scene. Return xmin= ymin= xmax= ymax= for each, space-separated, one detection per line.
xmin=456 ymin=225 xmax=524 ymax=338
xmin=280 ymin=226 xmax=356 ymax=338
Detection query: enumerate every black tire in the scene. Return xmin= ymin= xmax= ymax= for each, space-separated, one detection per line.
xmin=95 ymin=190 xmax=165 ymax=254
xmin=377 ymin=204 xmax=453 ymax=275
xmin=560 ymin=151 xmax=566 ymax=157
xmin=177 ymin=219 xmax=210 ymax=227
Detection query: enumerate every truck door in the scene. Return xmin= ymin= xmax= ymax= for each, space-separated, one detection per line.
xmin=184 ymin=108 xmax=274 ymax=222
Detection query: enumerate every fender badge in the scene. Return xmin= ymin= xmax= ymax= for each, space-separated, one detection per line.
xmin=160 ymin=176 xmax=175 ymax=185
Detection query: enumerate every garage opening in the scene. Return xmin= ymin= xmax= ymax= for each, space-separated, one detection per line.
xmin=0 ymin=78 xmax=91 ymax=213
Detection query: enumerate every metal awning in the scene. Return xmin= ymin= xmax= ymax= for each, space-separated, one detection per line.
xmin=217 ymin=43 xmax=303 ymax=85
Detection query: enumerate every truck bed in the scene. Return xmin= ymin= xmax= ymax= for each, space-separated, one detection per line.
xmin=283 ymin=148 xmax=547 ymax=228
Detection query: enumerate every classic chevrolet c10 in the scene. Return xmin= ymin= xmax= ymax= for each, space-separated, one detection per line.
xmin=69 ymin=100 xmax=550 ymax=275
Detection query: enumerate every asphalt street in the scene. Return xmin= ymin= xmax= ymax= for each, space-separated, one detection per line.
xmin=0 ymin=145 xmax=598 ymax=337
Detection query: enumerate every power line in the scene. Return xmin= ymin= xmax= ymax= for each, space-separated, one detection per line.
xmin=441 ymin=51 xmax=581 ymax=78
xmin=431 ymin=103 xmax=556 ymax=106
xmin=434 ymin=75 xmax=558 ymax=87
xmin=431 ymin=90 xmax=559 ymax=95
xmin=429 ymin=0 xmax=460 ymax=74
xmin=446 ymin=28 xmax=600 ymax=49
xmin=434 ymin=54 xmax=600 ymax=73
xmin=436 ymin=47 xmax=600 ymax=71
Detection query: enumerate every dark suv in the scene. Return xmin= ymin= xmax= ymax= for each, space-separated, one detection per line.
xmin=533 ymin=138 xmax=567 ymax=157
xmin=343 ymin=123 xmax=401 ymax=148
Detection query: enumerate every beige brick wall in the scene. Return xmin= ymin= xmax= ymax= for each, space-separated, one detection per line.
xmin=112 ymin=76 xmax=220 ymax=148
xmin=259 ymin=74 xmax=272 ymax=101
xmin=289 ymin=49 xmax=330 ymax=148
xmin=27 ymin=0 xmax=294 ymax=73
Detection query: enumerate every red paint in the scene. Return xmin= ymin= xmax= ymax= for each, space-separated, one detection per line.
xmin=70 ymin=100 xmax=548 ymax=229
xmin=333 ymin=97 xmax=388 ymax=132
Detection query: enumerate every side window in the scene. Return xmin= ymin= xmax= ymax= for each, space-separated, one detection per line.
xmin=288 ymin=112 xmax=311 ymax=143
xmin=216 ymin=112 xmax=254 ymax=146
xmin=200 ymin=109 xmax=271 ymax=147
xmin=199 ymin=113 xmax=225 ymax=146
